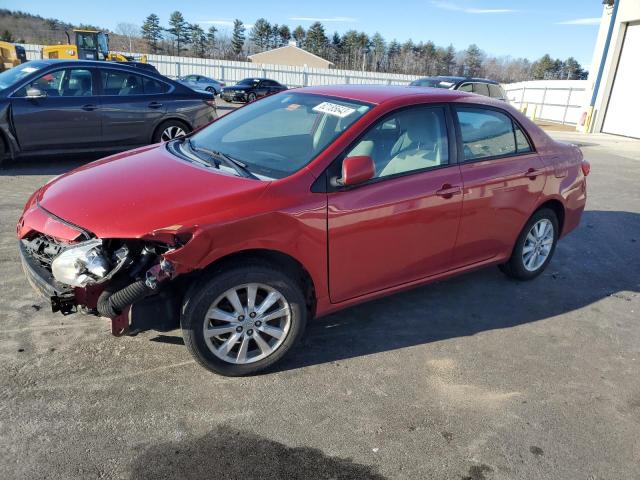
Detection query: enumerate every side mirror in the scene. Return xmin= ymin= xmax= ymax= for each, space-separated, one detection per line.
xmin=26 ymin=87 xmax=46 ymax=99
xmin=341 ymin=155 xmax=375 ymax=187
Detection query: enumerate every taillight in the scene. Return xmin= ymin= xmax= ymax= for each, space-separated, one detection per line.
xmin=581 ymin=160 xmax=591 ymax=177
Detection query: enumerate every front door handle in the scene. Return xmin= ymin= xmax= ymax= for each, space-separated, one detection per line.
xmin=525 ymin=168 xmax=539 ymax=180
xmin=148 ymin=101 xmax=163 ymax=109
xmin=81 ymin=104 xmax=98 ymax=111
xmin=435 ymin=184 xmax=462 ymax=199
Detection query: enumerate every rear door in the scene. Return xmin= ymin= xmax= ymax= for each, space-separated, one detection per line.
xmin=11 ymin=67 xmax=102 ymax=151
xmin=327 ymin=105 xmax=463 ymax=303
xmin=98 ymin=68 xmax=169 ymax=145
xmin=451 ymin=106 xmax=545 ymax=267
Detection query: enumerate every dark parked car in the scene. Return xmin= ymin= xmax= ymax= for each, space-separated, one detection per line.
xmin=179 ymin=74 xmax=225 ymax=94
xmin=18 ymin=85 xmax=588 ymax=376
xmin=410 ymin=76 xmax=507 ymax=101
xmin=221 ymin=78 xmax=287 ymax=103
xmin=0 ymin=60 xmax=217 ymax=165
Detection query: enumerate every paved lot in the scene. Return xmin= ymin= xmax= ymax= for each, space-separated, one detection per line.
xmin=0 ymin=129 xmax=639 ymax=480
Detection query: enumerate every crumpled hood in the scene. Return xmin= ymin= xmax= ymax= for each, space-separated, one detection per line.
xmin=36 ymin=144 xmax=269 ymax=239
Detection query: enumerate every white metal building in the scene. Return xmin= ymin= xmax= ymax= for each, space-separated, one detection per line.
xmin=580 ymin=0 xmax=640 ymax=138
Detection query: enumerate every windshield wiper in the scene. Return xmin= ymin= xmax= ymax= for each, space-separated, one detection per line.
xmin=187 ymin=139 xmax=258 ymax=179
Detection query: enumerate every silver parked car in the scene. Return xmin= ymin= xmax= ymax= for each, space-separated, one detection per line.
xmin=178 ymin=75 xmax=226 ymax=95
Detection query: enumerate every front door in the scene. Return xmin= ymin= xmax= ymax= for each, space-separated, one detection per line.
xmin=11 ymin=67 xmax=101 ymax=151
xmin=98 ymin=68 xmax=168 ymax=145
xmin=452 ymin=106 xmax=546 ymax=267
xmin=327 ymin=105 xmax=463 ymax=303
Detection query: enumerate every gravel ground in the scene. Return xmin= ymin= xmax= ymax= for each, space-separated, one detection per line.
xmin=0 ymin=129 xmax=638 ymax=480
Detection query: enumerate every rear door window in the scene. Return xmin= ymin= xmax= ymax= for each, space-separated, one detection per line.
xmin=472 ymin=83 xmax=490 ymax=97
xmin=100 ymin=70 xmax=144 ymax=95
xmin=456 ymin=107 xmax=520 ymax=160
xmin=458 ymin=83 xmax=473 ymax=92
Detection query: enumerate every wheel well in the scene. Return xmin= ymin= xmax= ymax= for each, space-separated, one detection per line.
xmin=201 ymin=249 xmax=317 ymax=318
xmin=536 ymin=199 xmax=565 ymax=235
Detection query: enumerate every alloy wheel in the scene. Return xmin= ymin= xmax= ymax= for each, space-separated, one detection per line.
xmin=160 ymin=125 xmax=186 ymax=142
xmin=522 ymin=219 xmax=554 ymax=272
xmin=203 ymin=283 xmax=292 ymax=364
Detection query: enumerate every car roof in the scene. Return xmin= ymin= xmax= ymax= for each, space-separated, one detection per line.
xmin=294 ymin=84 xmax=473 ymax=105
xmin=413 ymin=75 xmax=500 ymax=85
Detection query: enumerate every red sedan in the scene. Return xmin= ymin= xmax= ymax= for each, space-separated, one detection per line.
xmin=17 ymin=85 xmax=588 ymax=375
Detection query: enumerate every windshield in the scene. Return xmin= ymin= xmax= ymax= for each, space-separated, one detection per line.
xmin=185 ymin=92 xmax=371 ymax=179
xmin=410 ymin=78 xmax=455 ymax=88
xmin=0 ymin=62 xmax=47 ymax=90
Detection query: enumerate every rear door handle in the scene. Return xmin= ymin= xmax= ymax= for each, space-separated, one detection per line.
xmin=81 ymin=104 xmax=98 ymax=111
xmin=148 ymin=102 xmax=163 ymax=109
xmin=525 ymin=168 xmax=539 ymax=180
xmin=435 ymin=184 xmax=462 ymax=199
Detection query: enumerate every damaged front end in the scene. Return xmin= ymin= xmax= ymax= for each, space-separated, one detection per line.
xmin=19 ymin=232 xmax=183 ymax=336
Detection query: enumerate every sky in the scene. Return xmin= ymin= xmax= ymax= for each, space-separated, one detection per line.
xmin=6 ymin=0 xmax=604 ymax=66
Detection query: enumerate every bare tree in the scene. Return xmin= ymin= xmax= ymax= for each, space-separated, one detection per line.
xmin=115 ymin=22 xmax=139 ymax=52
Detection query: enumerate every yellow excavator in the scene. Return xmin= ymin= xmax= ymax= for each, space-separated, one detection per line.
xmin=41 ymin=29 xmax=147 ymax=63
xmin=0 ymin=41 xmax=27 ymax=71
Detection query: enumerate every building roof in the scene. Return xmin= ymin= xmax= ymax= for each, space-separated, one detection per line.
xmin=248 ymin=45 xmax=333 ymax=66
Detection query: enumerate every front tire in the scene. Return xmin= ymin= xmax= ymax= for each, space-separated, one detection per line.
xmin=181 ymin=264 xmax=307 ymax=376
xmin=247 ymin=93 xmax=257 ymax=103
xmin=499 ymin=208 xmax=559 ymax=280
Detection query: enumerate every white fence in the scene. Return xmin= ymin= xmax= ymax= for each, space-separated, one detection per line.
xmin=21 ymin=43 xmax=588 ymax=124
xmin=20 ymin=43 xmax=421 ymax=87
xmin=502 ymin=79 xmax=588 ymax=125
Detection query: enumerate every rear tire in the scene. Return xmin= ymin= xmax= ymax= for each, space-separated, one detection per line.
xmin=181 ymin=264 xmax=307 ymax=376
xmin=0 ymin=135 xmax=8 ymax=168
xmin=499 ymin=208 xmax=559 ymax=280
xmin=153 ymin=119 xmax=190 ymax=143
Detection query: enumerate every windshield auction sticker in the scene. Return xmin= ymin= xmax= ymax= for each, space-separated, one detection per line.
xmin=312 ymin=102 xmax=356 ymax=118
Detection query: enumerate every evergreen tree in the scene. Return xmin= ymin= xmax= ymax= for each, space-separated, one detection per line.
xmin=206 ymin=26 xmax=217 ymax=57
xmin=278 ymin=25 xmax=291 ymax=46
xmin=249 ymin=18 xmax=271 ymax=51
xmin=167 ymin=11 xmax=189 ymax=55
xmin=231 ymin=19 xmax=246 ymax=58
xmin=292 ymin=25 xmax=305 ymax=46
xmin=463 ymin=44 xmax=483 ymax=77
xmin=305 ymin=22 xmax=328 ymax=56
xmin=189 ymin=23 xmax=207 ymax=57
xmin=141 ymin=14 xmax=162 ymax=53
xmin=531 ymin=54 xmax=555 ymax=79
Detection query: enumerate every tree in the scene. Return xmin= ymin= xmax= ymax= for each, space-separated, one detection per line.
xmin=1 ymin=29 xmax=14 ymax=42
xmin=141 ymin=14 xmax=162 ymax=53
xmin=206 ymin=26 xmax=217 ymax=57
xmin=436 ymin=44 xmax=456 ymax=75
xmin=463 ymin=44 xmax=483 ymax=77
xmin=305 ymin=22 xmax=329 ymax=57
xmin=167 ymin=11 xmax=189 ymax=55
xmin=278 ymin=25 xmax=291 ymax=46
xmin=115 ymin=22 xmax=139 ymax=52
xmin=249 ymin=18 xmax=271 ymax=51
xmin=292 ymin=25 xmax=305 ymax=46
xmin=231 ymin=19 xmax=246 ymax=58
xmin=189 ymin=23 xmax=207 ymax=57
xmin=370 ymin=32 xmax=385 ymax=71
xmin=531 ymin=54 xmax=555 ymax=79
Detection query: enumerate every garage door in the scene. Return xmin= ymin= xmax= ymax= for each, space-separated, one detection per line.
xmin=602 ymin=23 xmax=640 ymax=138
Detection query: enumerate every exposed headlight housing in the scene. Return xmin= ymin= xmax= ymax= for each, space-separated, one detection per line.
xmin=51 ymin=239 xmax=110 ymax=287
